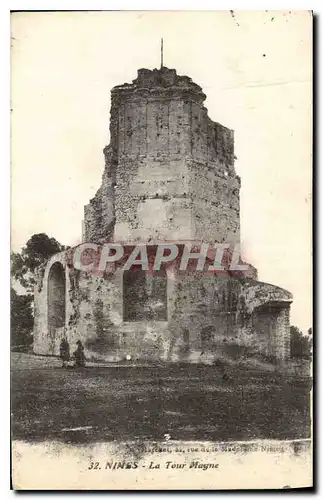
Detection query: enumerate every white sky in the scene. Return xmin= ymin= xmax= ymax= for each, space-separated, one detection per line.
xmin=10 ymin=10 xmax=312 ymax=331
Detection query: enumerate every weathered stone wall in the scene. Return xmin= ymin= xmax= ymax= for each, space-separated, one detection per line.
xmin=84 ymin=146 xmax=116 ymax=243
xmin=34 ymin=253 xmax=292 ymax=363
xmin=243 ymin=281 xmax=292 ymax=360
xmin=34 ymin=254 xmax=174 ymax=361
xmin=189 ymin=158 xmax=240 ymax=244
xmin=114 ymin=155 xmax=194 ymax=242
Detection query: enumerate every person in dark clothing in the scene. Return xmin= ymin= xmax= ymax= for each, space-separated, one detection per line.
xmin=59 ymin=338 xmax=70 ymax=368
xmin=73 ymin=340 xmax=85 ymax=367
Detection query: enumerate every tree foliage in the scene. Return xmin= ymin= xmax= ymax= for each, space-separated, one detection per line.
xmin=11 ymin=287 xmax=34 ymax=349
xmin=11 ymin=233 xmax=64 ymax=294
xmin=11 ymin=233 xmax=65 ymax=349
xmin=290 ymin=325 xmax=312 ymax=359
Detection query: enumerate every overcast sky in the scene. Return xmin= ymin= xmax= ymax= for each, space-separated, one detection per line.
xmin=11 ymin=10 xmax=312 ymax=330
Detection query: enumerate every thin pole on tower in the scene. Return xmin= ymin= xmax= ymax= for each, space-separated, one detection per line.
xmin=161 ymin=38 xmax=163 ymax=68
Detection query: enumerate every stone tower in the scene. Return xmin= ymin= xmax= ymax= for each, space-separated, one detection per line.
xmin=34 ymin=65 xmax=293 ymax=364
xmin=84 ymin=67 xmax=240 ymax=245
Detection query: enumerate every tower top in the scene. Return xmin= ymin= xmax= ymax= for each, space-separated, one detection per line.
xmin=161 ymin=38 xmax=164 ymax=68
xmin=112 ymin=67 xmax=206 ymax=105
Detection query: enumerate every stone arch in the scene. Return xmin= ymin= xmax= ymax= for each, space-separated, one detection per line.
xmin=47 ymin=261 xmax=66 ymax=337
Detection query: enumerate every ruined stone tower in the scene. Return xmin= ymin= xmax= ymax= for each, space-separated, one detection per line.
xmin=84 ymin=67 xmax=240 ymax=245
xmin=34 ymin=66 xmax=293 ymax=364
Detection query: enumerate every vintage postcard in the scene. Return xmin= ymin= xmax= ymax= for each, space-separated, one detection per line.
xmin=11 ymin=10 xmax=313 ymax=490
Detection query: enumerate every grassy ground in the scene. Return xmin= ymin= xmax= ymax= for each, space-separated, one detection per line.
xmin=11 ymin=353 xmax=311 ymax=444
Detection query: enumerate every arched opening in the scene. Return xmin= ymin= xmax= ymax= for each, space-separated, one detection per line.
xmin=48 ymin=262 xmax=66 ymax=335
xmin=123 ymin=268 xmax=167 ymax=321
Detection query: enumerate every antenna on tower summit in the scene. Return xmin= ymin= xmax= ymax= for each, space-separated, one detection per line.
xmin=161 ymin=38 xmax=164 ymax=68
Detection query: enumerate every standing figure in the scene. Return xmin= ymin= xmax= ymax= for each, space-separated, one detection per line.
xmin=59 ymin=338 xmax=70 ymax=368
xmin=73 ymin=340 xmax=85 ymax=367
